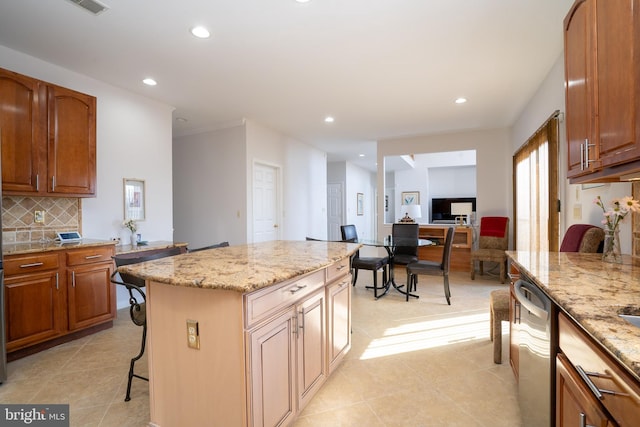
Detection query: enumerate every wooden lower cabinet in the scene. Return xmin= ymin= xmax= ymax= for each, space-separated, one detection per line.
xmin=556 ymin=354 xmax=614 ymax=427
xmin=147 ymin=261 xmax=352 ymax=427
xmin=4 ymin=245 xmax=115 ymax=354
xmin=418 ymin=225 xmax=473 ymax=271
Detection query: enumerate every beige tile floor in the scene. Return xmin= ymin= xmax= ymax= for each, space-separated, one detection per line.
xmin=0 ymin=270 xmax=520 ymax=427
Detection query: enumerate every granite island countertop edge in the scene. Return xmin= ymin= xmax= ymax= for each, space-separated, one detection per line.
xmin=116 ymin=240 xmax=361 ymax=293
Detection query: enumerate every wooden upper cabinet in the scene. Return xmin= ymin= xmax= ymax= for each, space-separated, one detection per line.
xmin=565 ymin=0 xmax=596 ymax=179
xmin=0 ymin=68 xmax=46 ymax=193
xmin=0 ymin=67 xmax=97 ymax=197
xmin=47 ymin=84 xmax=96 ymax=196
xmin=564 ymin=0 xmax=640 ymax=182
xmin=596 ymin=0 xmax=640 ymax=168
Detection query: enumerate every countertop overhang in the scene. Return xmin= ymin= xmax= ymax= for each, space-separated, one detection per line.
xmin=116 ymin=240 xmax=360 ymax=293
xmin=506 ymin=250 xmax=640 ymax=381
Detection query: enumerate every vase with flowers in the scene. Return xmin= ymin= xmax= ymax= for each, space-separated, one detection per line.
xmin=123 ymin=219 xmax=138 ymax=246
xmin=594 ymin=195 xmax=640 ymax=263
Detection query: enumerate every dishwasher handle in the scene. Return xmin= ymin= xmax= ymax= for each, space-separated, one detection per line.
xmin=514 ymin=279 xmax=550 ymax=321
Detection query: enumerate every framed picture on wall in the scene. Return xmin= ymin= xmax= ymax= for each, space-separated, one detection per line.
xmin=401 ymin=191 xmax=420 ymax=205
xmin=124 ymin=178 xmax=146 ymax=221
xmin=357 ymin=193 xmax=364 ymax=215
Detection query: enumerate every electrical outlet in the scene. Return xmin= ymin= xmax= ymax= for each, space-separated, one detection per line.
xmin=34 ymin=210 xmax=45 ymax=224
xmin=186 ymin=319 xmax=200 ymax=349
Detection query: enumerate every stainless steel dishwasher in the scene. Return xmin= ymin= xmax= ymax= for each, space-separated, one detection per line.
xmin=514 ymin=279 xmax=552 ymax=427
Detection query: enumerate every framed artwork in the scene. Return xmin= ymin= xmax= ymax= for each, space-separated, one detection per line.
xmin=401 ymin=191 xmax=420 ymax=205
xmin=124 ymin=178 xmax=146 ymax=221
xmin=357 ymin=193 xmax=364 ymax=216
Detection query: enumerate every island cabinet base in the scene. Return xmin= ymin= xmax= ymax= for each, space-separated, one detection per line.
xmin=146 ymin=260 xmax=352 ymax=427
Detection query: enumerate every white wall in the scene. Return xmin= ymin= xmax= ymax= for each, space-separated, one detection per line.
xmin=172 ymin=125 xmax=247 ymax=248
xmin=377 ymin=128 xmax=511 ymax=241
xmin=245 ymin=120 xmax=328 ymax=242
xmin=510 ymin=53 xmax=633 ymax=254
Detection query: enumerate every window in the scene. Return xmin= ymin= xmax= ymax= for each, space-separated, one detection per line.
xmin=513 ymin=112 xmax=560 ymax=251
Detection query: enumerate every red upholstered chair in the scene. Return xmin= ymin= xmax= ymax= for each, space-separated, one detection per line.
xmin=470 ymin=216 xmax=510 ymax=283
xmin=559 ymin=224 xmax=605 ymax=253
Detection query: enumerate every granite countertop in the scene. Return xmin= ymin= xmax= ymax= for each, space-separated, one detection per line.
xmin=506 ymin=250 xmax=640 ymax=381
xmin=116 ymin=240 xmax=360 ymax=293
xmin=3 ymin=238 xmax=116 ymax=256
xmin=116 ymin=240 xmax=187 ymax=255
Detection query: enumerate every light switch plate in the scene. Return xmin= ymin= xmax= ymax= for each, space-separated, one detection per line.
xmin=186 ymin=319 xmax=200 ymax=350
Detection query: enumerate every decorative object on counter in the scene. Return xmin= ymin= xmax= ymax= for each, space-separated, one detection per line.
xmin=594 ymin=195 xmax=640 ymax=263
xmin=123 ymin=219 xmax=138 ymax=246
xmin=399 ymin=204 xmax=421 ymax=223
xmin=123 ymin=178 xmax=145 ymax=221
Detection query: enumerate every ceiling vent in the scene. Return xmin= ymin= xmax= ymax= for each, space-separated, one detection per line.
xmin=67 ymin=0 xmax=109 ymax=15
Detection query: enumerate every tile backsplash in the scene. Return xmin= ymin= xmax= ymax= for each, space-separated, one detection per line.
xmin=2 ymin=196 xmax=81 ymax=244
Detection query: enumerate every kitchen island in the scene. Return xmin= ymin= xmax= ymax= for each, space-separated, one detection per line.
xmin=506 ymin=251 xmax=640 ymax=426
xmin=117 ymin=240 xmax=359 ymax=427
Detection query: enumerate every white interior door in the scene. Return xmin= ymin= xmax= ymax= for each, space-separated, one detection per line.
xmin=253 ymin=163 xmax=280 ymax=242
xmin=327 ymin=183 xmax=344 ymax=241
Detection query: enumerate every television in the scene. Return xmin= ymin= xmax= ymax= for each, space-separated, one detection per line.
xmin=430 ymin=197 xmax=476 ymax=224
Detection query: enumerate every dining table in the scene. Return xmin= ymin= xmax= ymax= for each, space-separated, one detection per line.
xmin=357 ymin=236 xmax=434 ymax=299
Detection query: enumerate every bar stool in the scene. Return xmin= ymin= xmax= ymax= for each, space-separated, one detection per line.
xmin=490 ymin=289 xmax=510 ymax=364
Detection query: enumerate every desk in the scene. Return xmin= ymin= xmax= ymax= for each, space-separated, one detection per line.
xmin=359 ymin=237 xmax=433 ymax=299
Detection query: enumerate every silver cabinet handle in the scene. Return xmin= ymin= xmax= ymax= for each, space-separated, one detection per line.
xmin=85 ymin=254 xmax=103 ymax=260
xmin=55 ymin=272 xmax=59 ymax=290
xmin=36 ymin=174 xmax=39 ymax=191
xmin=20 ymin=262 xmax=44 ymax=268
xmin=52 ymin=175 xmax=56 ymax=191
xmin=336 ymin=264 xmax=348 ymax=271
xmin=580 ymin=140 xmax=585 ymax=171
xmin=72 ymin=271 xmax=76 ymax=288
xmin=289 ymin=284 xmax=307 ymax=294
xmin=575 ymin=365 xmax=604 ymax=400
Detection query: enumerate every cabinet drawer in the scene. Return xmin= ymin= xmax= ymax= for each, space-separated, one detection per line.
xmin=66 ymin=246 xmax=114 ymax=266
xmin=559 ymin=312 xmax=640 ymax=426
xmin=326 ymin=258 xmax=350 ymax=283
xmin=5 ymin=253 xmax=60 ymax=276
xmin=245 ymin=270 xmax=325 ymax=328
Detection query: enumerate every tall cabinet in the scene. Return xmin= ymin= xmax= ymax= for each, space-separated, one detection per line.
xmin=0 ymin=67 xmax=96 ymax=197
xmin=564 ymin=0 xmax=640 ymax=182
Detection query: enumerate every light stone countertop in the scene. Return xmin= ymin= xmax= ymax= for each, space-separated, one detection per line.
xmin=507 ymin=250 xmax=640 ymax=381
xmin=116 ymin=240 xmax=360 ymax=293
xmin=3 ymin=238 xmax=117 ymax=256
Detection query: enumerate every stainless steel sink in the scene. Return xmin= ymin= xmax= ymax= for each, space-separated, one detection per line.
xmin=617 ymin=305 xmax=640 ymax=327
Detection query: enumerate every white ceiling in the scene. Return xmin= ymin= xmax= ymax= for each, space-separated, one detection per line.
xmin=0 ymin=0 xmax=573 ymax=171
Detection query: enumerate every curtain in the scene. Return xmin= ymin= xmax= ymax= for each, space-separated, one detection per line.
xmin=513 ymin=111 xmax=560 ymax=252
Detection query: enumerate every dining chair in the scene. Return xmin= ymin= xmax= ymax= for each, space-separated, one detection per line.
xmin=559 ymin=224 xmax=604 ymax=253
xmin=405 ymin=227 xmax=454 ymax=303
xmin=340 ymin=225 xmax=389 ymax=289
xmin=391 ymin=222 xmax=420 ymax=266
xmin=110 ymin=246 xmax=184 ymax=401
xmin=470 ymin=216 xmax=510 ymax=283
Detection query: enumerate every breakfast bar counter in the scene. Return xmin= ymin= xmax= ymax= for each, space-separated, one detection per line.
xmin=118 ymin=240 xmax=359 ymax=427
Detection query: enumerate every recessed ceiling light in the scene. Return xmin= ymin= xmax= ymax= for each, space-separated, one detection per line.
xmin=191 ymin=26 xmax=210 ymax=39
xmin=295 ymin=0 xmax=311 ymax=3
xmin=143 ymin=78 xmax=157 ymax=86
xmin=359 ymin=154 xmax=365 ymax=157
xmin=455 ymin=97 xmax=467 ymax=104
xmin=175 ymin=117 xmax=188 ymax=123
xmin=324 ymin=116 xmax=335 ymax=123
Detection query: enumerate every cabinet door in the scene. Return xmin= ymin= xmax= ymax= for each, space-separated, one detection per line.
xmin=556 ymin=354 xmax=613 ymax=427
xmin=509 ymin=286 xmax=520 ymax=380
xmin=47 ymin=84 xmax=96 ymax=196
xmin=596 ymin=0 xmax=640 ymax=167
xmin=4 ymin=270 xmax=64 ymax=351
xmin=0 ymin=67 xmax=46 ymax=193
xmin=67 ymin=262 xmax=114 ymax=331
xmin=297 ymin=289 xmax=326 ymax=410
xmin=248 ymin=308 xmax=296 ymax=427
xmin=327 ymin=275 xmax=351 ymax=374
xmin=565 ymin=0 xmax=598 ymax=178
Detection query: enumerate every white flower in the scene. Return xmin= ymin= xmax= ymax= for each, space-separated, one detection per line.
xmin=123 ymin=219 xmax=137 ymax=233
xmin=594 ymin=195 xmax=639 ymax=231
